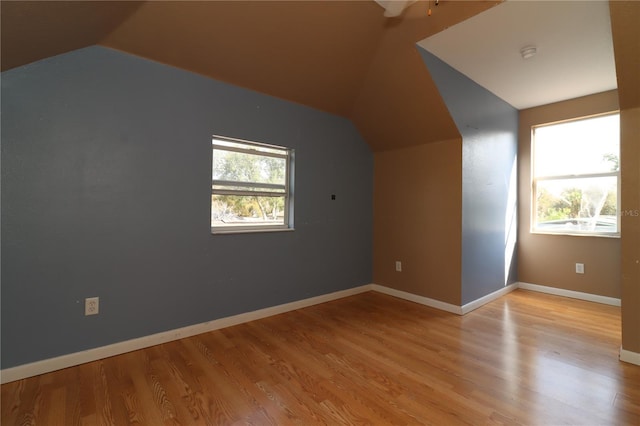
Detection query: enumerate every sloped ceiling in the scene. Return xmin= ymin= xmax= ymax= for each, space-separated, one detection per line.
xmin=101 ymin=1 xmax=388 ymax=118
xmin=1 ymin=0 xmax=501 ymax=151
xmin=3 ymin=1 xmax=637 ymax=151
xmin=0 ymin=1 xmax=144 ymax=71
xmin=351 ymin=0 xmax=501 ymax=150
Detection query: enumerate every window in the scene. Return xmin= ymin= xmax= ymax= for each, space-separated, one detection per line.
xmin=532 ymin=112 xmax=619 ymax=236
xmin=211 ymin=135 xmax=294 ymax=233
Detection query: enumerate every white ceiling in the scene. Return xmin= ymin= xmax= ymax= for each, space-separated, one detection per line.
xmin=417 ymin=0 xmax=617 ymax=110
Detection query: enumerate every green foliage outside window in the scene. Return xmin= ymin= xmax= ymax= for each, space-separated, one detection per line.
xmin=213 ymin=151 xmax=285 ymax=221
xmin=211 ymin=137 xmax=291 ymax=231
xmin=537 ymin=187 xmax=616 ymax=222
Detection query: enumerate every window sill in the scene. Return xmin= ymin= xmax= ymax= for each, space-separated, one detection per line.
xmin=530 ymin=230 xmax=620 ymax=239
xmin=211 ymin=227 xmax=295 ymax=235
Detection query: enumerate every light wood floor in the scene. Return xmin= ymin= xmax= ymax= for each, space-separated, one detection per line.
xmin=2 ymin=289 xmax=639 ymax=425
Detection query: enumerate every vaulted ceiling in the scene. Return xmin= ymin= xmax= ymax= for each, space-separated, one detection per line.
xmin=1 ymin=0 xmax=501 ymax=150
xmin=0 ymin=1 xmax=144 ymax=71
xmin=2 ymin=1 xmax=638 ymax=151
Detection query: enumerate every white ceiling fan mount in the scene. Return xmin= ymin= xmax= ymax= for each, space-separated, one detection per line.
xmin=374 ymin=0 xmax=419 ymax=18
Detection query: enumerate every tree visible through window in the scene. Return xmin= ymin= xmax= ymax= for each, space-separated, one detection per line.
xmin=211 ymin=136 xmax=293 ymax=233
xmin=532 ymin=113 xmax=619 ymax=236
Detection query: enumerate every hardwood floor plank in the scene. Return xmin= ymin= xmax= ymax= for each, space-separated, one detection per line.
xmin=3 ymin=289 xmax=640 ymax=425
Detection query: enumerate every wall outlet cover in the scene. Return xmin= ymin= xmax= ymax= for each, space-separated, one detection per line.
xmin=85 ymin=297 xmax=99 ymax=315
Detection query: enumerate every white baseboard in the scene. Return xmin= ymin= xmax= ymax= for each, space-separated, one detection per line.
xmin=0 ymin=281 xmax=627 ymax=384
xmin=619 ymin=347 xmax=640 ymax=366
xmin=460 ymin=282 xmax=519 ymax=314
xmin=517 ymin=282 xmax=621 ymax=306
xmin=370 ymin=284 xmax=463 ymax=315
xmin=0 ymin=284 xmax=374 ymax=384
xmin=371 ymin=283 xmax=519 ymax=315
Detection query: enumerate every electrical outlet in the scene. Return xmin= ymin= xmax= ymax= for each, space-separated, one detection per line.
xmin=85 ymin=297 xmax=99 ymax=315
xmin=395 ymin=261 xmax=402 ymax=272
xmin=575 ymin=263 xmax=584 ymax=274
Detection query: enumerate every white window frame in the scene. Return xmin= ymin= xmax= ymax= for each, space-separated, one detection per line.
xmin=211 ymin=135 xmax=294 ymax=234
xmin=531 ymin=112 xmax=620 ymax=237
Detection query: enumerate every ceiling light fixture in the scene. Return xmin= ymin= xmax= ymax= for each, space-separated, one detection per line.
xmin=520 ymin=45 xmax=537 ymax=60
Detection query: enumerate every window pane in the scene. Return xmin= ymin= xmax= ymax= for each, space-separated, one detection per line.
xmin=212 ymin=150 xmax=286 ymax=186
xmin=212 ymin=138 xmax=285 ymax=156
xmin=211 ymin=135 xmax=293 ymax=233
xmin=535 ymin=176 xmax=617 ymax=233
xmin=211 ymin=194 xmax=285 ymax=227
xmin=534 ymin=114 xmax=619 ymax=177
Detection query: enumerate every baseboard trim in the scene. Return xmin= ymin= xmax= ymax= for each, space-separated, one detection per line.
xmin=0 ymin=284 xmax=374 ymax=384
xmin=370 ymin=284 xmax=463 ymax=315
xmin=517 ymin=282 xmax=621 ymax=306
xmin=460 ymin=282 xmax=519 ymax=314
xmin=619 ymin=347 xmax=640 ymax=366
xmin=370 ymin=283 xmax=519 ymax=315
xmin=1 ymin=281 xmax=626 ymax=384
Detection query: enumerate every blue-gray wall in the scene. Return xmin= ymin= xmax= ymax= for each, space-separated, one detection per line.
xmin=419 ymin=48 xmax=518 ymax=305
xmin=1 ymin=46 xmax=373 ymax=368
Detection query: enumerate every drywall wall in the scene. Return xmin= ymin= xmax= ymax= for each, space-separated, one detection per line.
xmin=518 ymin=91 xmax=621 ymax=298
xmin=619 ymin=105 xmax=640 ymax=354
xmin=0 ymin=46 xmax=373 ymax=368
xmin=610 ymin=0 xmax=640 ymax=359
xmin=373 ymin=139 xmax=463 ymax=305
xmin=418 ymin=48 xmax=519 ymax=305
